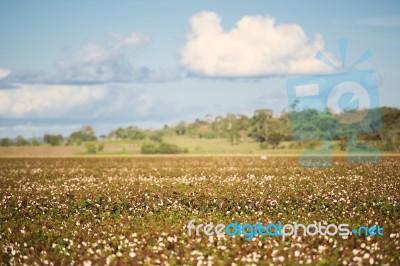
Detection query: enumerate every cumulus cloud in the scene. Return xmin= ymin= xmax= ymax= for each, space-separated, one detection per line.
xmin=0 ymin=68 xmax=11 ymax=79
xmin=0 ymin=83 xmax=200 ymax=128
xmin=0 ymin=68 xmax=14 ymax=89
xmin=54 ymin=32 xmax=178 ymax=84
xmin=0 ymin=84 xmax=106 ymax=119
xmin=1 ymin=33 xmax=178 ymax=87
xmin=56 ymin=32 xmax=149 ymax=83
xmin=0 ymin=70 xmax=53 ymax=90
xmin=180 ymin=11 xmax=334 ymax=78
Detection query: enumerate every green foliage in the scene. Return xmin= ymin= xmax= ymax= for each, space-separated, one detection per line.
xmin=290 ymin=109 xmax=337 ymax=141
xmin=223 ymin=114 xmax=240 ymax=145
xmin=140 ymin=142 xmax=187 ymax=154
xmin=158 ymin=142 xmax=182 ymax=154
xmin=15 ymin=135 xmax=30 ymax=146
xmin=248 ymin=109 xmax=273 ymax=142
xmin=85 ymin=143 xmax=97 ymax=154
xmin=31 ymin=138 xmax=40 ymax=146
xmin=0 ymin=138 xmax=13 ymax=147
xmin=108 ymin=126 xmax=146 ymax=140
xmin=149 ymin=131 xmax=163 ymax=143
xmin=97 ymin=143 xmax=105 ymax=152
xmin=69 ymin=125 xmax=97 ymax=143
xmin=140 ymin=143 xmax=159 ymax=154
xmin=200 ymin=132 xmax=216 ymax=139
xmin=267 ymin=131 xmax=283 ymax=149
xmin=380 ymin=129 xmax=399 ymax=151
xmin=2 ymin=107 xmax=400 ymax=152
xmin=338 ymin=138 xmax=347 ymax=151
xmin=108 ymin=107 xmax=400 ymax=152
xmin=44 ymin=134 xmax=63 ymax=146
xmin=175 ymin=122 xmax=186 ymax=136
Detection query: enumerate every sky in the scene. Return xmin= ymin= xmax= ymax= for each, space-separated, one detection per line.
xmin=0 ymin=0 xmax=399 ymax=138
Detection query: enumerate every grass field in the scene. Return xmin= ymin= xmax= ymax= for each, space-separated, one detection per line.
xmin=0 ymin=136 xmax=366 ymax=156
xmin=0 ymin=156 xmax=399 ymax=265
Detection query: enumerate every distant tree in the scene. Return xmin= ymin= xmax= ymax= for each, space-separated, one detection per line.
xmin=289 ymin=99 xmax=300 ymax=111
xmin=108 ymin=126 xmax=145 ymax=140
xmin=267 ymin=131 xmax=283 ymax=149
xmin=158 ymin=143 xmax=182 ymax=154
xmin=97 ymin=143 xmax=105 ymax=152
xmin=85 ymin=143 xmax=97 ymax=154
xmin=15 ymin=135 xmax=30 ymax=146
xmin=264 ymin=116 xmax=290 ymax=148
xmin=69 ymin=125 xmax=97 ymax=143
xmin=141 ymin=143 xmax=159 ymax=154
xmin=224 ymin=114 xmax=240 ymax=145
xmin=140 ymin=142 xmax=186 ymax=154
xmin=31 ymin=138 xmax=40 ymax=146
xmin=0 ymin=138 xmax=13 ymax=147
xmin=381 ymin=128 xmax=400 ymax=151
xmin=44 ymin=134 xmax=63 ymax=146
xmin=249 ymin=109 xmax=273 ymax=142
xmin=175 ymin=122 xmax=186 ymax=136
xmin=149 ymin=131 xmax=163 ymax=143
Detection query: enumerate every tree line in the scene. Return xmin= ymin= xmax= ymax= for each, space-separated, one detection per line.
xmin=1 ymin=107 xmax=399 ymax=152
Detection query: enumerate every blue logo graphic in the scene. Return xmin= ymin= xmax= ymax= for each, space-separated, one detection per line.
xmin=187 ymin=220 xmax=384 ymax=241
xmin=286 ymin=39 xmax=381 ymax=167
xmin=351 ymin=225 xmax=383 ymax=236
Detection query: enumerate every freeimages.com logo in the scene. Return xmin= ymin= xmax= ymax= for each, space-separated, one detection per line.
xmin=286 ymin=39 xmax=381 ymax=167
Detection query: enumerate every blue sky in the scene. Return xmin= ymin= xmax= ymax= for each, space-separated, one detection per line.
xmin=0 ymin=0 xmax=399 ymax=138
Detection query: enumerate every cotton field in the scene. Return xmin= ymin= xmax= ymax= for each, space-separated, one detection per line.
xmin=0 ymin=156 xmax=399 ymax=265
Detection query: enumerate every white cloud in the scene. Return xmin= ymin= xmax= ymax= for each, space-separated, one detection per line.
xmin=55 ymin=32 xmax=155 ymax=83
xmin=357 ymin=16 xmax=400 ymax=27
xmin=0 ymin=33 xmax=152 ymax=86
xmin=0 ymin=68 xmax=11 ymax=79
xmin=1 ymin=33 xmax=178 ymax=86
xmin=60 ymin=33 xmax=150 ymax=68
xmin=2 ymin=31 xmax=180 ymax=86
xmin=0 ymin=83 xmax=199 ymax=131
xmin=0 ymin=84 xmax=106 ymax=118
xmin=180 ymin=11 xmax=334 ymax=77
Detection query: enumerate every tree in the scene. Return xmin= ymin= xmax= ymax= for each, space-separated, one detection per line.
xmin=224 ymin=114 xmax=240 ymax=145
xmin=69 ymin=125 xmax=97 ymax=143
xmin=15 ymin=135 xmax=29 ymax=146
xmin=175 ymin=122 xmax=186 ymax=136
xmin=85 ymin=143 xmax=97 ymax=154
xmin=0 ymin=138 xmax=13 ymax=147
xmin=264 ymin=117 xmax=290 ymax=148
xmin=267 ymin=131 xmax=283 ymax=149
xmin=249 ymin=109 xmax=273 ymax=142
xmin=149 ymin=131 xmax=163 ymax=143
xmin=381 ymin=128 xmax=400 ymax=151
xmin=31 ymin=138 xmax=40 ymax=146
xmin=44 ymin=134 xmax=63 ymax=146
xmin=141 ymin=143 xmax=159 ymax=154
xmin=158 ymin=143 xmax=182 ymax=154
xmin=289 ymin=99 xmax=300 ymax=111
xmin=140 ymin=142 xmax=187 ymax=154
xmin=108 ymin=126 xmax=145 ymax=140
xmin=98 ymin=143 xmax=105 ymax=152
